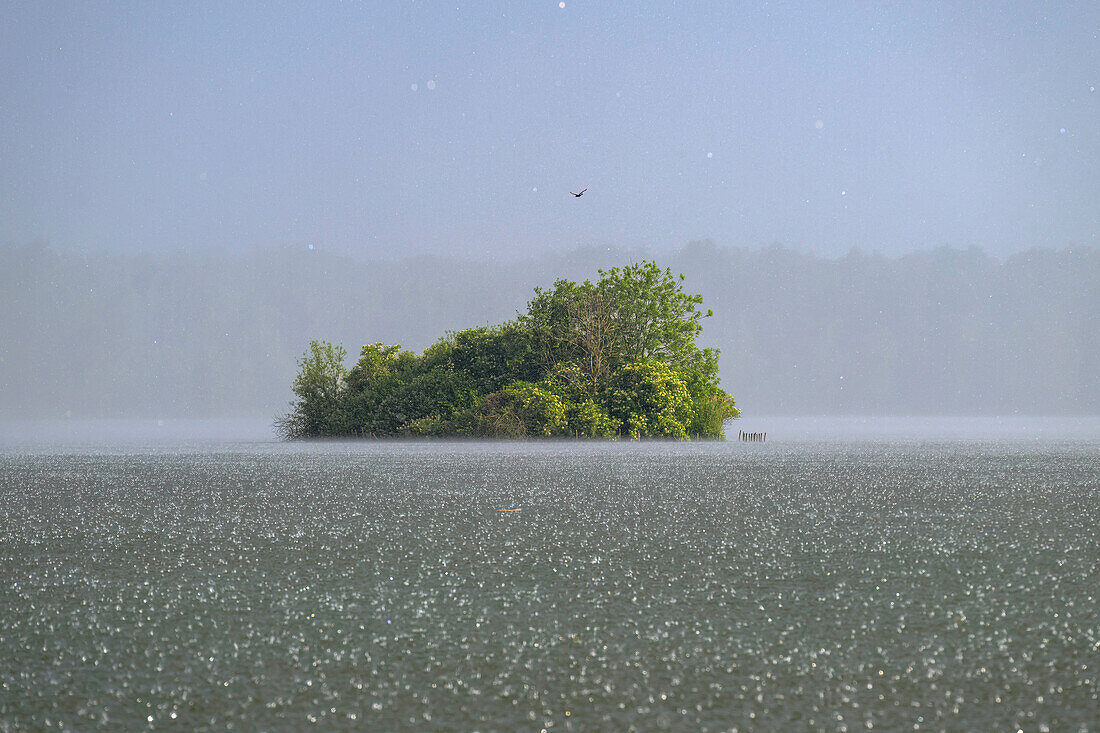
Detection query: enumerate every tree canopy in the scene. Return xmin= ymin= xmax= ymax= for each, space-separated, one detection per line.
xmin=277 ymin=261 xmax=739 ymax=439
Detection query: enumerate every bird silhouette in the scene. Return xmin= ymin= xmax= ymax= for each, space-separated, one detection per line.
xmin=570 ymin=189 xmax=587 ymax=197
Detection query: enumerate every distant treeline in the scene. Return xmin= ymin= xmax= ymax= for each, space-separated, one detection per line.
xmin=1 ymin=241 xmax=1095 ymax=418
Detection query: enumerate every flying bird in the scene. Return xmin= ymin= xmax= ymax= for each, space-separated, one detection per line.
xmin=570 ymin=189 xmax=587 ymax=197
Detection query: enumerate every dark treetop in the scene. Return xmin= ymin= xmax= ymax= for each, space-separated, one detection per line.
xmin=277 ymin=262 xmax=738 ymax=439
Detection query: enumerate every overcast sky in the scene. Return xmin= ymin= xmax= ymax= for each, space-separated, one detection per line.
xmin=2 ymin=2 xmax=1096 ymax=258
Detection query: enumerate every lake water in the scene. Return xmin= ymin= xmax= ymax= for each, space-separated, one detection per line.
xmin=1 ymin=420 xmax=1097 ymax=731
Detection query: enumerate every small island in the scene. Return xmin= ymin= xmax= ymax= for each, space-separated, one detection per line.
xmin=277 ymin=261 xmax=739 ymax=439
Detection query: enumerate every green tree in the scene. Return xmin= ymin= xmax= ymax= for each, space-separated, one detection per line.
xmin=344 ymin=342 xmax=484 ymax=436
xmin=346 ymin=342 xmax=405 ymax=391
xmin=445 ymin=381 xmax=567 ymax=438
xmin=564 ymin=398 xmax=621 ymax=437
xmin=276 ymin=340 xmax=348 ymax=438
xmin=686 ymin=380 xmax=740 ymax=437
xmin=598 ymin=261 xmax=712 ymax=369
xmin=391 ymin=368 xmax=481 ymax=433
xmin=607 ymin=360 xmax=695 ymax=439
xmin=522 ymin=261 xmax=715 ymax=389
xmin=441 ymin=323 xmax=539 ymax=392
xmin=342 ymin=343 xmax=411 ymax=435
xmin=502 ymin=381 xmax=568 ymax=436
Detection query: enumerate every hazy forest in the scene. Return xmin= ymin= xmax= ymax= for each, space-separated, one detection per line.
xmin=1 ymin=242 xmax=1095 ymax=420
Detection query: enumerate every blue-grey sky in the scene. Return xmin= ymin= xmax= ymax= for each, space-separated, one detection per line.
xmin=2 ymin=1 xmax=1096 ymax=257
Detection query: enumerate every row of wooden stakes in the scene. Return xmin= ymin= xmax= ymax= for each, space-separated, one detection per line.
xmin=738 ymin=430 xmax=766 ymax=442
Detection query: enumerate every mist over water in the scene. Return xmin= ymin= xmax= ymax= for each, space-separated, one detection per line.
xmin=736 ymin=416 xmax=1100 ymax=444
xmin=2 ymin=243 xmax=1096 ymax=420
xmin=0 ymin=419 xmax=279 ymax=452
xmin=1 ymin=416 xmax=1098 ymax=453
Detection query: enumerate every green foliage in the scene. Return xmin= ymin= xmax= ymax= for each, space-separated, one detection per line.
xmin=438 ymin=382 xmax=567 ymax=438
xmin=442 ymin=323 xmax=539 ymax=392
xmin=343 ymin=342 xmax=482 ymax=437
xmin=522 ymin=261 xmax=712 ymax=384
xmin=607 ymin=360 xmax=694 ymax=439
xmin=275 ymin=340 xmax=348 ymax=439
xmin=342 ymin=343 xmax=412 ymax=436
xmin=346 ymin=343 xmax=404 ymax=391
xmin=565 ymin=398 xmax=621 ymax=438
xmin=500 ymin=382 xmax=568 ymax=436
xmin=686 ymin=380 xmax=741 ymax=437
xmin=393 ymin=368 xmax=481 ymax=432
xmin=278 ymin=262 xmax=738 ymax=440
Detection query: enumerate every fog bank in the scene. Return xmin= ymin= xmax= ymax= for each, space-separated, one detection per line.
xmin=2 ymin=242 xmax=1095 ymax=419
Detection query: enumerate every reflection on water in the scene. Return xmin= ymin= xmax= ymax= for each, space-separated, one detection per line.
xmin=0 ymin=435 xmax=1097 ymax=730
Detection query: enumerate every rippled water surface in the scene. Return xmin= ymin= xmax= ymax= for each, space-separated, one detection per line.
xmin=1 ymin=434 xmax=1097 ymax=731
